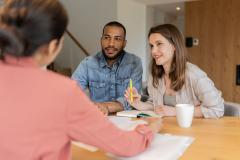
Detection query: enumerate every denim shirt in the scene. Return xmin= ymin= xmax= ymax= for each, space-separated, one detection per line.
xmin=71 ymin=51 xmax=143 ymax=110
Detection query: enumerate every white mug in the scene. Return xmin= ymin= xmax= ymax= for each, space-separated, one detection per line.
xmin=176 ymin=104 xmax=194 ymax=128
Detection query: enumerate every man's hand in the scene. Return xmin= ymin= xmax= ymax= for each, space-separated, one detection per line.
xmin=94 ymin=102 xmax=109 ymax=116
xmin=94 ymin=101 xmax=124 ymax=116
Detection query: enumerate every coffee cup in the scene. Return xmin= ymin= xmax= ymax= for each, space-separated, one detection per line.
xmin=175 ymin=104 xmax=194 ymax=128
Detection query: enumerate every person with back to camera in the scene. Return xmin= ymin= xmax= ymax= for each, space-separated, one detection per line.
xmin=0 ymin=0 xmax=162 ymax=159
xmin=125 ymin=24 xmax=224 ymax=118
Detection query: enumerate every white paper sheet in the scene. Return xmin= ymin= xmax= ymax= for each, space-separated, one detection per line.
xmin=72 ymin=116 xmax=194 ymax=160
xmin=72 ymin=141 xmax=98 ymax=152
xmin=110 ymin=134 xmax=194 ymax=160
xmin=109 ymin=116 xmax=194 ymax=160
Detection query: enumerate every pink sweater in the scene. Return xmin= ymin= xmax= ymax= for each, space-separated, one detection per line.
xmin=0 ymin=56 xmax=153 ymax=160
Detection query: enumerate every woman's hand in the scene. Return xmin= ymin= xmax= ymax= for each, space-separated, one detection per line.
xmin=154 ymin=105 xmax=176 ymax=117
xmin=142 ymin=117 xmax=163 ymax=133
xmin=124 ymin=87 xmax=141 ymax=105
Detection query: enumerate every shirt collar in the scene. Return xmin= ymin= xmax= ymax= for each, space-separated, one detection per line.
xmin=98 ymin=51 xmax=126 ymax=68
xmin=1 ymin=54 xmax=38 ymax=68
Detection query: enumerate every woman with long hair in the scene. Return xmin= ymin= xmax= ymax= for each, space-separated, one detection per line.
xmin=0 ymin=0 xmax=162 ymax=159
xmin=125 ymin=24 xmax=224 ymax=118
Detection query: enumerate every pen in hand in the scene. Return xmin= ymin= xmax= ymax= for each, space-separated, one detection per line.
xmin=129 ymin=79 xmax=133 ymax=103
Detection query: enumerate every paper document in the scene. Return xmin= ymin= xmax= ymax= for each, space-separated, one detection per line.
xmin=116 ymin=110 xmax=160 ymax=118
xmin=111 ymin=134 xmax=194 ymax=160
xmin=109 ymin=116 xmax=194 ymax=160
xmin=72 ymin=116 xmax=194 ymax=160
xmin=72 ymin=141 xmax=98 ymax=152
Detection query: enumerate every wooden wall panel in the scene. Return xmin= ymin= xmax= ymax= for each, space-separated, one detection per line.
xmin=185 ymin=0 xmax=240 ymax=103
xmin=232 ymin=0 xmax=240 ymax=102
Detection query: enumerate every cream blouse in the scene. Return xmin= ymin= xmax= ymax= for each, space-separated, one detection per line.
xmin=147 ymin=62 xmax=224 ymax=118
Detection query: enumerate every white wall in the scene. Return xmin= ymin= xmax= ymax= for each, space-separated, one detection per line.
xmin=117 ymin=0 xmax=148 ymax=81
xmin=153 ymin=10 xmax=185 ymax=34
xmin=177 ymin=15 xmax=185 ymax=35
xmin=153 ymin=10 xmax=165 ymax=25
xmin=145 ymin=6 xmax=155 ymax=79
xmin=56 ymin=0 xmax=117 ymax=71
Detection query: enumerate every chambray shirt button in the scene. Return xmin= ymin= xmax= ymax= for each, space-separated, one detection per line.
xmin=111 ymin=98 xmax=114 ymax=100
xmin=111 ymin=85 xmax=114 ymax=88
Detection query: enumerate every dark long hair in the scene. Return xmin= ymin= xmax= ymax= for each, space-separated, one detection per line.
xmin=0 ymin=0 xmax=68 ymax=58
xmin=148 ymin=24 xmax=187 ymax=91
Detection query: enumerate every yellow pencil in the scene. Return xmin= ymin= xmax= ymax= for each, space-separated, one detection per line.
xmin=129 ymin=79 xmax=133 ymax=103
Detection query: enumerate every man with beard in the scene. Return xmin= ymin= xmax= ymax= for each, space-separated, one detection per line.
xmin=72 ymin=21 xmax=142 ymax=115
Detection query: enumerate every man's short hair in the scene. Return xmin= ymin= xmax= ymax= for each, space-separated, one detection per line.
xmin=102 ymin=21 xmax=126 ymax=38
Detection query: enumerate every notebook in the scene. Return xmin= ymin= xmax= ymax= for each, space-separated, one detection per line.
xmin=116 ymin=110 xmax=160 ymax=118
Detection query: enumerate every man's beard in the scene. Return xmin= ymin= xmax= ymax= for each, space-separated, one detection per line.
xmin=102 ymin=48 xmax=124 ymax=61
